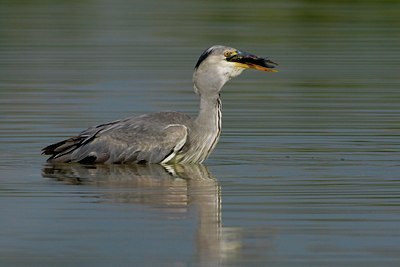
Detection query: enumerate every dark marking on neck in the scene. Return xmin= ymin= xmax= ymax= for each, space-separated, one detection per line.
xmin=205 ymin=97 xmax=222 ymax=158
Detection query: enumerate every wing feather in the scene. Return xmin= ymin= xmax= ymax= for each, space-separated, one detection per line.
xmin=42 ymin=112 xmax=191 ymax=164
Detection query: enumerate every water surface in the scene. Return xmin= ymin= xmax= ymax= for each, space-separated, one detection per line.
xmin=1 ymin=0 xmax=400 ymax=266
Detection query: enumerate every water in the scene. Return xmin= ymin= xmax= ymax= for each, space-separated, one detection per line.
xmin=1 ymin=0 xmax=400 ymax=266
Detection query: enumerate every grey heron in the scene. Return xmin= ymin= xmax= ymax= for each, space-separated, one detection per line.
xmin=42 ymin=45 xmax=278 ymax=164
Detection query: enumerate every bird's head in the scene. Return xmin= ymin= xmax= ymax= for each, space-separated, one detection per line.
xmin=193 ymin=45 xmax=278 ymax=96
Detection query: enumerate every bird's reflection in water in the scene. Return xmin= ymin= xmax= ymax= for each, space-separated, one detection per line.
xmin=42 ymin=163 xmax=241 ymax=265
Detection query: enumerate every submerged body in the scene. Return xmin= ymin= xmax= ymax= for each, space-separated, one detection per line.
xmin=43 ymin=110 xmax=219 ymax=164
xmin=42 ymin=45 xmax=277 ymax=164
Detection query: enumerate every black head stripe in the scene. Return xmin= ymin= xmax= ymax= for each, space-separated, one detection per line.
xmin=194 ymin=47 xmax=214 ymax=69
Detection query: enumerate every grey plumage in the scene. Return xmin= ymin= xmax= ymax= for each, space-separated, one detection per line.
xmin=42 ymin=45 xmax=277 ymax=164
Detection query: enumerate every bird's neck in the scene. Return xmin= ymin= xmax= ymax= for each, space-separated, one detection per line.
xmin=195 ymin=94 xmax=222 ymax=131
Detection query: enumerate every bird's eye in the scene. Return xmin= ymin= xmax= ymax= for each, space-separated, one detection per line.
xmin=224 ymin=51 xmax=232 ymax=58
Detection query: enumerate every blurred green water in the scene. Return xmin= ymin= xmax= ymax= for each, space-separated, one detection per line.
xmin=0 ymin=1 xmax=399 ymax=266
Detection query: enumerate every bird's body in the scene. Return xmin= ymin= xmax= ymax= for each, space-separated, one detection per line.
xmin=42 ymin=45 xmax=277 ymax=164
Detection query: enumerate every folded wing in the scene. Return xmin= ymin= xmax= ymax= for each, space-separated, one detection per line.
xmin=42 ymin=112 xmax=190 ymax=164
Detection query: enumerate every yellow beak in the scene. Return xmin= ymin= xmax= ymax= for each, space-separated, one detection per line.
xmin=228 ymin=50 xmax=278 ymax=72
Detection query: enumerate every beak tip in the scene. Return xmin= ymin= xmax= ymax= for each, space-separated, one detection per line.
xmin=230 ymin=51 xmax=278 ymax=72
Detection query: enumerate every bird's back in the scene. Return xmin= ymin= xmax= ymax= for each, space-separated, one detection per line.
xmin=42 ymin=112 xmax=193 ymax=164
